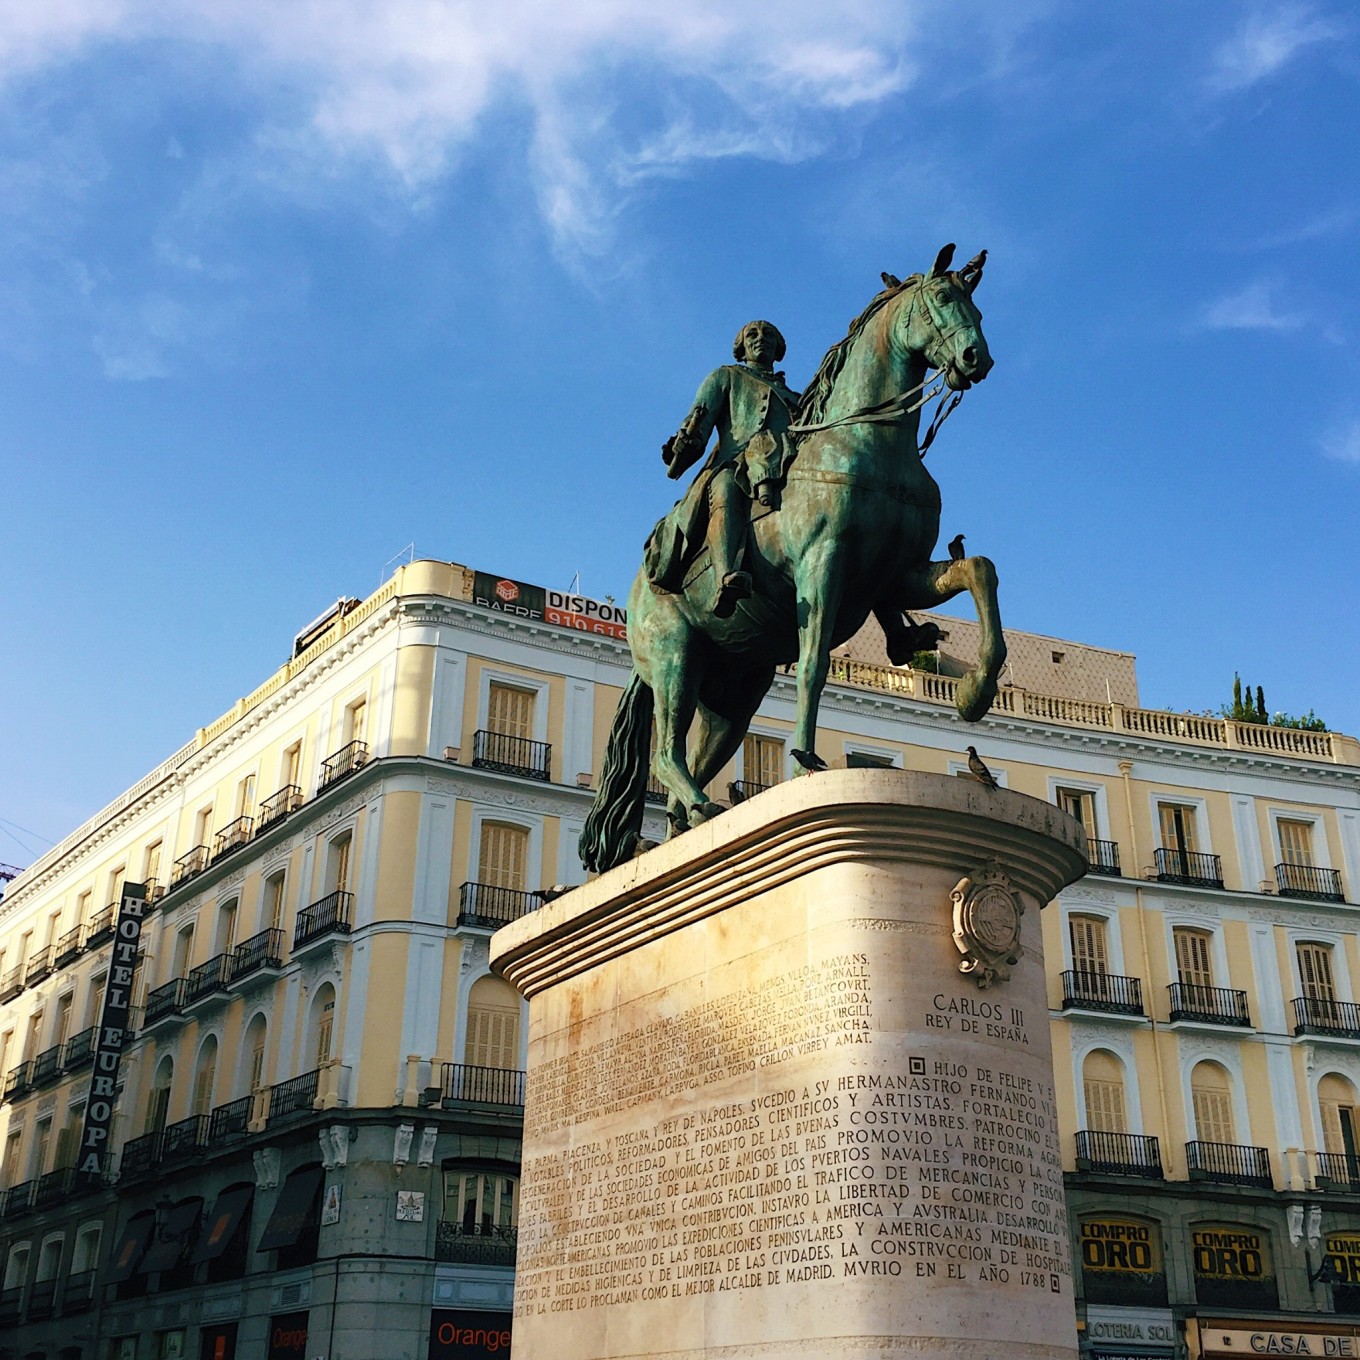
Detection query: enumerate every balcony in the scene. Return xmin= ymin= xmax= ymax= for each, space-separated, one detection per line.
xmin=435 ymin=1221 xmax=518 ymax=1267
xmin=1167 ymin=982 xmax=1251 ymax=1026
xmin=26 ymin=1278 xmax=56 ymax=1321
xmin=1154 ymin=847 xmax=1224 ymax=889
xmin=144 ymin=878 xmax=164 ymax=906
xmin=1276 ymin=862 xmax=1344 ymax=903
xmin=1315 ymin=1152 xmax=1360 ymax=1192
xmin=32 ymin=1045 xmax=64 ymax=1088
xmin=267 ymin=1069 xmax=320 ymax=1127
xmin=143 ymin=977 xmax=190 ymax=1029
xmin=728 ymin=780 xmax=771 ymax=804
xmin=54 ymin=924 xmax=84 ymax=968
xmin=34 ymin=1167 xmax=73 ymax=1209
xmin=161 ymin=1113 xmax=210 ymax=1164
xmin=85 ymin=904 xmax=116 ymax=948
xmin=0 ymin=1285 xmax=23 ymax=1328
xmin=439 ymin=1063 xmax=526 ymax=1109
xmin=258 ymin=783 xmax=304 ymax=832
xmin=0 ymin=965 xmax=23 ymax=1003
xmin=2 ymin=1180 xmax=36 ymax=1218
xmin=119 ymin=1130 xmax=164 ymax=1180
xmin=63 ymin=1027 xmax=96 ymax=1071
xmin=1087 ymin=838 xmax=1122 ymax=877
xmin=457 ymin=882 xmax=542 ymax=930
xmin=230 ymin=928 xmax=285 ymax=983
xmin=213 ymin=815 xmax=254 ymax=861
xmin=471 ymin=730 xmax=551 ymax=782
xmin=172 ymin=845 xmax=209 ymax=888
xmin=25 ymin=945 xmax=53 ymax=986
xmin=61 ymin=1270 xmax=96 ymax=1316
xmin=320 ymin=740 xmax=368 ymax=791
xmin=1293 ymin=996 xmax=1360 ymax=1041
xmin=208 ymin=1095 xmax=254 ymax=1145
xmin=644 ymin=774 xmax=668 ymax=806
xmin=1187 ymin=1139 xmax=1272 ymax=1188
xmin=3 ymin=1061 xmax=36 ymax=1103
xmin=294 ymin=890 xmax=353 ymax=950
xmin=1061 ymin=970 xmax=1144 ymax=1017
xmin=185 ymin=954 xmax=231 ymax=1007
xmin=1074 ymin=1131 xmax=1164 ymax=1179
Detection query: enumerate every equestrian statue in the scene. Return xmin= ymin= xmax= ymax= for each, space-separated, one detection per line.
xmin=580 ymin=244 xmax=1006 ymax=873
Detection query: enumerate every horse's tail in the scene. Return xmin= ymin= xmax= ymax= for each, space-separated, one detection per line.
xmin=579 ymin=672 xmax=655 ymax=874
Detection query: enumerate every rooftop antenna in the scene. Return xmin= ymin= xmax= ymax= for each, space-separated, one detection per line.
xmin=567 ymin=571 xmax=581 ymax=595
xmin=380 ymin=543 xmax=415 ymax=585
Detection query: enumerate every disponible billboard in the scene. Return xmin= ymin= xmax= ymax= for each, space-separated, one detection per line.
xmin=472 ymin=571 xmax=627 ymax=641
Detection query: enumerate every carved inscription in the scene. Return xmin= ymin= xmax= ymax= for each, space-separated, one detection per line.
xmin=515 ymin=960 xmax=1070 ymax=1316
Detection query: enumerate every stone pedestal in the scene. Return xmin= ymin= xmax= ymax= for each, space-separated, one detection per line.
xmin=491 ymin=769 xmax=1086 ymax=1360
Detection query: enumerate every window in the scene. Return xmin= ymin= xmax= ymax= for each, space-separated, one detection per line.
xmin=76 ymin=890 xmax=92 ymax=925
xmin=345 ymin=698 xmax=367 ymax=745
xmin=54 ymin=1108 xmax=82 ymax=1170
xmin=144 ymin=841 xmax=162 ymax=885
xmin=193 ymin=806 xmax=213 ymax=850
xmin=3 ymin=1244 xmax=30 ymax=1293
xmin=3 ymin=1132 xmax=22 ymax=1184
xmin=214 ymin=900 xmax=238 ymax=956
xmin=45 ymin=910 xmax=61 ymax=947
xmin=846 ymin=751 xmax=895 ymax=770
xmin=1057 ymin=788 xmax=1098 ymax=841
xmin=265 ymin=873 xmax=287 ymax=933
xmin=328 ymin=834 xmax=353 ymax=895
xmin=147 ymin=1057 xmax=174 ymax=1134
xmin=478 ymin=822 xmax=528 ymax=892
xmin=283 ymin=741 xmax=303 ymax=789
xmin=25 ymin=1010 xmax=44 ymax=1060
xmin=465 ymin=976 xmax=520 ymax=1070
xmin=1174 ymin=928 xmax=1214 ymax=990
xmin=109 ymin=865 xmax=127 ymax=903
xmin=85 ymin=973 xmax=107 ymax=1029
xmin=236 ymin=775 xmax=256 ymax=818
xmin=309 ymin=984 xmax=336 ymax=1068
xmin=444 ymin=1168 xmax=519 ymax=1234
xmin=1082 ymin=1051 xmax=1127 ymax=1133
xmin=1280 ymin=819 xmax=1316 ymax=866
xmin=32 ymin=1117 xmax=54 ymax=1177
xmin=243 ymin=1016 xmax=269 ymax=1093
xmin=192 ymin=1038 xmax=218 ymax=1116
xmin=171 ymin=926 xmax=195 ymax=979
xmin=53 ymin=994 xmax=73 ymax=1048
xmin=487 ymin=682 xmax=534 ymax=740
xmin=1070 ymin=916 xmax=1109 ymax=976
xmin=1320 ymin=1074 xmax=1360 ymax=1160
xmin=1298 ymin=943 xmax=1337 ymax=1002
xmin=0 ymin=1030 xmax=10 ymax=1076
xmin=1158 ymin=802 xmax=1197 ymax=853
xmin=743 ymin=734 xmax=784 ymax=788
xmin=1191 ymin=1061 xmax=1236 ymax=1144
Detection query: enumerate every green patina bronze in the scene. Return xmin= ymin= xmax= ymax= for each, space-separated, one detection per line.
xmin=580 ymin=245 xmax=1006 ymax=873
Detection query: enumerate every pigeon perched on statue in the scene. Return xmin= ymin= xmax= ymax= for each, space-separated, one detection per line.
xmin=948 ymin=534 xmax=965 ymax=561
xmin=966 ymin=746 xmax=998 ymax=789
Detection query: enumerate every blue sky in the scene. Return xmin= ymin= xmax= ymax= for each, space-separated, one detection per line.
xmin=2 ymin=2 xmax=1357 ymax=863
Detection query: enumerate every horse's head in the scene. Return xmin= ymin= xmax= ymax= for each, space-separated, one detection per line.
xmin=898 ymin=243 xmax=993 ymax=391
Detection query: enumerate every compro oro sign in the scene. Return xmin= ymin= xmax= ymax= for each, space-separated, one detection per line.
xmin=1191 ymin=1224 xmax=1278 ymax=1310
xmin=1079 ymin=1217 xmax=1168 ymax=1307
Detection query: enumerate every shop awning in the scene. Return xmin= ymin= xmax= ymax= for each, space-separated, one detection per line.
xmin=258 ymin=1167 xmax=324 ymax=1251
xmin=104 ymin=1211 xmax=156 ymax=1283
xmin=139 ymin=1196 xmax=204 ymax=1273
xmin=192 ymin=1185 xmax=255 ymax=1263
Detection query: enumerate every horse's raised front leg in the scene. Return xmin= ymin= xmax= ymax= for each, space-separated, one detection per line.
xmin=898 ymin=555 xmax=1006 ymax=723
xmin=791 ymin=550 xmax=844 ymax=772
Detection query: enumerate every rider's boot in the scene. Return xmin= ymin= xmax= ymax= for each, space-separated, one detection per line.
xmin=709 ymin=469 xmax=752 ymax=618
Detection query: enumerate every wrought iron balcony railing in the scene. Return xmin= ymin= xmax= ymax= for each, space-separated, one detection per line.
xmin=230 ymin=928 xmax=284 ymax=981
xmin=1187 ymin=1139 xmax=1272 ymax=1188
xmin=294 ymin=890 xmax=353 ymax=949
xmin=34 ymin=1167 xmax=73 ymax=1209
xmin=26 ymin=1278 xmax=56 ymax=1321
xmin=208 ymin=1095 xmax=254 ymax=1144
xmin=267 ymin=1069 xmax=321 ymax=1127
xmin=1074 ymin=1130 xmax=1163 ymax=1179
xmin=471 ymin=730 xmax=551 ymax=782
xmin=257 ymin=783 xmax=304 ymax=831
xmin=1315 ymin=1152 xmax=1360 ymax=1191
xmin=1154 ymin=847 xmax=1224 ymax=888
xmin=143 ymin=977 xmax=190 ymax=1027
xmin=439 ymin=1063 xmax=526 ymax=1109
xmin=1168 ymin=982 xmax=1251 ymax=1026
xmin=644 ymin=774 xmax=668 ymax=805
xmin=25 ymin=946 xmax=52 ymax=985
xmin=435 ymin=1221 xmax=518 ymax=1266
xmin=3 ymin=1061 xmax=36 ymax=1102
xmin=144 ymin=878 xmax=164 ymax=906
xmin=320 ymin=740 xmax=368 ymax=790
xmin=1 ymin=1180 xmax=36 ymax=1218
xmin=457 ymin=882 xmax=542 ymax=930
xmin=213 ymin=815 xmax=254 ymax=860
xmin=172 ymin=845 xmax=209 ymax=887
xmin=32 ymin=1046 xmax=64 ymax=1087
xmin=0 ymin=965 xmax=23 ymax=1003
xmin=161 ymin=1113 xmax=210 ymax=1164
xmin=728 ymin=780 xmax=771 ymax=804
xmin=1276 ymin=862 xmax=1344 ymax=902
xmin=0 ymin=1285 xmax=22 ymax=1327
xmin=63 ymin=1027 xmax=96 ymax=1071
xmin=84 ymin=904 xmax=116 ymax=947
xmin=1293 ymin=995 xmax=1360 ymax=1040
xmin=185 ymin=954 xmax=231 ymax=1006
xmin=61 ymin=1270 xmax=96 ymax=1315
xmin=118 ymin=1130 xmax=164 ymax=1179
xmin=1087 ymin=838 xmax=1122 ymax=876
xmin=1061 ymin=970 xmax=1144 ymax=1016
xmin=54 ymin=924 xmax=84 ymax=968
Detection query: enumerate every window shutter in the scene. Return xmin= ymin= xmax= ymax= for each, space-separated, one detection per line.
xmin=1174 ymin=929 xmax=1214 ymax=989
xmin=1058 ymin=790 xmax=1097 ymax=841
xmin=488 ymin=684 xmax=534 ymax=740
xmin=1280 ymin=819 xmax=1315 ymax=866
xmin=1070 ymin=917 xmax=1109 ymax=976
xmin=479 ymin=823 xmax=528 ymax=892
xmin=465 ymin=1006 xmax=520 ymax=1070
xmin=1298 ymin=943 xmax=1336 ymax=1001
xmin=1159 ymin=804 xmax=1197 ymax=853
xmin=1191 ymin=1065 xmax=1235 ymax=1143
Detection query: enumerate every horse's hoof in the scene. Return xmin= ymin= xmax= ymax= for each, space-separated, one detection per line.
xmin=690 ymin=801 xmax=726 ymax=824
xmin=956 ymin=670 xmax=999 ymax=723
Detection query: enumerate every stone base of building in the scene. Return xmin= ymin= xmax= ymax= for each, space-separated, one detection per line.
xmin=492 ymin=768 xmax=1087 ymax=1360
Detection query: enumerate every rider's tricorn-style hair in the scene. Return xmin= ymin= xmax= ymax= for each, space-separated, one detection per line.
xmin=733 ymin=321 xmax=786 ymax=363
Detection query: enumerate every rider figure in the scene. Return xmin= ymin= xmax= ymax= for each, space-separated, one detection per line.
xmin=661 ymin=320 xmax=800 ymax=617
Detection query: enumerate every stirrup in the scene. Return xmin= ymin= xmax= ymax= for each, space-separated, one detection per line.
xmin=714 ymin=570 xmax=752 ymax=618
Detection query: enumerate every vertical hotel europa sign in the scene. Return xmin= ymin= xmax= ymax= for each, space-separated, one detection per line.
xmin=75 ymin=883 xmax=149 ymax=1184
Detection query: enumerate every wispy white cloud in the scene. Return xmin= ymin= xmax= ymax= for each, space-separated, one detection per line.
xmin=1321 ymin=418 xmax=1360 ymax=464
xmin=1206 ymin=5 xmax=1345 ymax=94
xmin=1200 ymin=279 xmax=1306 ymax=332
xmin=1250 ymin=206 xmax=1356 ymax=250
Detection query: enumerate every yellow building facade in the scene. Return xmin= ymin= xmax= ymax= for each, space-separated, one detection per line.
xmin=1 ymin=558 xmax=1358 ymax=1360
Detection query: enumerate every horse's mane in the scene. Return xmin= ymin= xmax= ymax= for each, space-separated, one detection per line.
xmin=794 ymin=276 xmax=918 ymax=427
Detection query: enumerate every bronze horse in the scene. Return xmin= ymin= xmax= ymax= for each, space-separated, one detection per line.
xmin=581 ymin=245 xmax=1004 ymax=872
